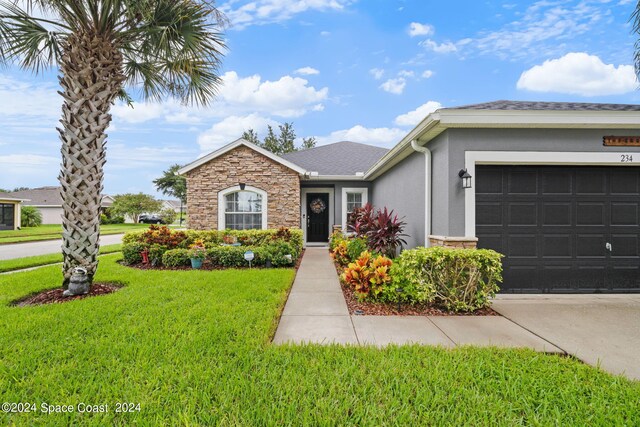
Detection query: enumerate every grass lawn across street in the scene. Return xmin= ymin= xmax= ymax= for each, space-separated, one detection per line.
xmin=0 ymin=255 xmax=638 ymax=425
xmin=0 ymin=244 xmax=122 ymax=273
xmin=0 ymin=224 xmax=154 ymax=244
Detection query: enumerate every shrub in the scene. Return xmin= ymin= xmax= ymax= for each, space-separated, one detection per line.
xmin=122 ymin=242 xmax=147 ymax=265
xmin=188 ymin=239 xmax=207 ymax=260
xmin=139 ymin=225 xmax=187 ymax=248
xmin=159 ymin=208 xmax=177 ymax=225
xmin=388 ymin=249 xmax=438 ymax=304
xmin=262 ymin=241 xmax=296 ymax=267
xmin=207 ymin=246 xmax=255 ymax=268
xmin=162 ymin=249 xmax=191 ymax=267
xmin=148 ymin=244 xmax=169 ymax=266
xmin=348 ymin=204 xmax=407 ymax=258
xmin=341 ymin=251 xmax=393 ymax=300
xmin=330 ymin=240 xmax=350 ymax=266
xmin=346 ymin=237 xmax=368 ymax=262
xmin=329 ymin=230 xmax=345 ymax=251
xmin=391 ymin=247 xmax=503 ymax=312
xmin=21 ymin=206 xmax=42 ymax=227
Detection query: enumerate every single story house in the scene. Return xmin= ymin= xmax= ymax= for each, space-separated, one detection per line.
xmin=0 ymin=192 xmax=26 ymax=230
xmin=161 ymin=199 xmax=186 ymax=214
xmin=178 ymin=100 xmax=640 ymax=293
xmin=8 ymin=187 xmax=114 ymax=225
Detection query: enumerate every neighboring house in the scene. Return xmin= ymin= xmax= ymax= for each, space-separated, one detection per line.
xmin=8 ymin=187 xmax=114 ymax=225
xmin=178 ymin=100 xmax=640 ymax=293
xmin=0 ymin=192 xmax=26 ymax=230
xmin=161 ymin=199 xmax=186 ymax=214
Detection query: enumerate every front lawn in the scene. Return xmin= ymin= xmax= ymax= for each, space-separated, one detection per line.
xmin=0 ymin=256 xmax=638 ymax=425
xmin=0 ymin=224 xmax=154 ymax=244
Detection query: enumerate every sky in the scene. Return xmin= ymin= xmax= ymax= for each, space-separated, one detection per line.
xmin=0 ymin=0 xmax=639 ymax=197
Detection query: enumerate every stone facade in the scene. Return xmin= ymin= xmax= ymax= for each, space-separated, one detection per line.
xmin=429 ymin=235 xmax=478 ymax=249
xmin=185 ymin=145 xmax=301 ymax=230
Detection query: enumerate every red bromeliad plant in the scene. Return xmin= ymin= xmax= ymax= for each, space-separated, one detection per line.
xmin=341 ymin=251 xmax=393 ymax=299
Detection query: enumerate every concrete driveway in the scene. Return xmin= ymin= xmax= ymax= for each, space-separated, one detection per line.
xmin=0 ymin=234 xmax=125 ymax=260
xmin=492 ymin=295 xmax=640 ymax=380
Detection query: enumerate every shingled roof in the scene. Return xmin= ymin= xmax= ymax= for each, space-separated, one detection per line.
xmin=8 ymin=187 xmax=112 ymax=207
xmin=282 ymin=141 xmax=389 ymax=176
xmin=446 ymin=100 xmax=640 ymax=112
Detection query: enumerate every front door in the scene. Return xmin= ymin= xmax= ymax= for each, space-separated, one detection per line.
xmin=306 ymin=193 xmax=329 ymax=243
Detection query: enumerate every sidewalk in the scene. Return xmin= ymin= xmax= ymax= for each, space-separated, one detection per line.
xmin=273 ymin=248 xmax=562 ymax=352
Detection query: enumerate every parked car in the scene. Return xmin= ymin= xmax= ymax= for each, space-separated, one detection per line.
xmin=138 ymin=214 xmax=165 ymax=224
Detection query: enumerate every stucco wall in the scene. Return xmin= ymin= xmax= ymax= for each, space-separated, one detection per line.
xmin=443 ymin=128 xmax=640 ymax=236
xmin=36 ymin=206 xmax=64 ymax=225
xmin=371 ymin=151 xmax=425 ymax=249
xmin=185 ymin=145 xmax=301 ymax=230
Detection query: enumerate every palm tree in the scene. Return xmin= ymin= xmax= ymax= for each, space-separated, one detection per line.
xmin=634 ymin=1 xmax=640 ymax=80
xmin=0 ymin=1 xmax=225 ymax=294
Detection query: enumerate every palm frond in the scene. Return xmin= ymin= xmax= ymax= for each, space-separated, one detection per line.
xmin=633 ymin=1 xmax=640 ymax=81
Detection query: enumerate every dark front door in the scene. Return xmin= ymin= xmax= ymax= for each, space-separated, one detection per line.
xmin=0 ymin=203 xmax=15 ymax=231
xmin=476 ymin=165 xmax=640 ymax=293
xmin=306 ymin=193 xmax=329 ymax=243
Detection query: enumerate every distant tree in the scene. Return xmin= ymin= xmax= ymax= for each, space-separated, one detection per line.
xmin=154 ymin=165 xmax=186 ymax=204
xmin=242 ymin=123 xmax=316 ymax=154
xmin=12 ymin=187 xmax=30 ymax=192
xmin=159 ymin=208 xmax=177 ymax=225
xmin=302 ymin=137 xmax=317 ymax=150
xmin=0 ymin=188 xmax=9 ymax=193
xmin=241 ymin=129 xmax=260 ymax=145
xmin=21 ymin=206 xmax=42 ymax=227
xmin=111 ymin=194 xmax=162 ymax=224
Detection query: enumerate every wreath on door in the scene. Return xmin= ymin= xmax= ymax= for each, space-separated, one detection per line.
xmin=310 ymin=198 xmax=326 ymax=214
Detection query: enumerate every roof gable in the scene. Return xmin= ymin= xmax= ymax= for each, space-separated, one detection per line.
xmin=177 ymin=138 xmax=307 ymax=176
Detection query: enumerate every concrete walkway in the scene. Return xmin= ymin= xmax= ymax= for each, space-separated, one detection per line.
xmin=0 ymin=234 xmax=125 ymax=260
xmin=273 ymin=248 xmax=561 ymax=353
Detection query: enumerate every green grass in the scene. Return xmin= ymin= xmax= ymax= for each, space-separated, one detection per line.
xmin=0 ymin=257 xmax=638 ymax=425
xmin=0 ymin=224 xmax=152 ymax=244
xmin=0 ymin=244 xmax=122 ymax=273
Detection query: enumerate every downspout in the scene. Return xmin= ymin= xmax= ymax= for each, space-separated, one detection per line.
xmin=411 ymin=140 xmax=431 ymax=247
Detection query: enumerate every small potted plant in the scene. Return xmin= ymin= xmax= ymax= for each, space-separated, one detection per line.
xmin=222 ymin=234 xmax=238 ymax=246
xmin=188 ymin=240 xmax=206 ymax=269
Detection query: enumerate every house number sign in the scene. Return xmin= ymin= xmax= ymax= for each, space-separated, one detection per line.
xmin=603 ymin=136 xmax=640 ymax=147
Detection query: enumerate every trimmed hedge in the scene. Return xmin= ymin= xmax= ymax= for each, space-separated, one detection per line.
xmin=390 ymin=246 xmax=503 ymax=312
xmin=122 ymin=227 xmax=302 ymax=268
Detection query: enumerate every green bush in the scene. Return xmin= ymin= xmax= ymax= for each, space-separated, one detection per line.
xmin=347 ymin=237 xmax=368 ymax=262
xmin=21 ymin=206 xmax=42 ymax=227
xmin=162 ymin=249 xmax=191 ymax=267
xmin=148 ymin=244 xmax=169 ymax=266
xmin=207 ymin=246 xmax=258 ymax=268
xmin=159 ymin=208 xmax=177 ymax=224
xmin=329 ymin=230 xmax=345 ymax=251
xmin=122 ymin=242 xmax=147 ymax=265
xmin=391 ymin=247 xmax=503 ymax=312
xmin=261 ymin=241 xmax=296 ymax=267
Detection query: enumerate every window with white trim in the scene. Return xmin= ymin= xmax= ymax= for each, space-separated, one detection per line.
xmin=218 ymin=186 xmax=267 ymax=230
xmin=341 ymin=188 xmax=368 ymax=232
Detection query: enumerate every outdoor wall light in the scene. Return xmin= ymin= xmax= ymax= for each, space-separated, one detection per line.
xmin=458 ymin=169 xmax=472 ymax=189
xmin=239 ymin=182 xmax=246 ymax=190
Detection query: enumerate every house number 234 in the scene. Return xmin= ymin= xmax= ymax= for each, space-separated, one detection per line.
xmin=620 ymin=154 xmax=633 ymax=163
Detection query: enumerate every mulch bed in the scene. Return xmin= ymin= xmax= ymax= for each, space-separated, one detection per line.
xmin=334 ymin=260 xmax=499 ymax=317
xmin=12 ymin=283 xmax=121 ymax=307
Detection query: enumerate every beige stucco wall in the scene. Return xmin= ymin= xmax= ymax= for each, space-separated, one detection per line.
xmin=185 ymin=145 xmax=301 ymax=230
xmin=36 ymin=206 xmax=64 ymax=225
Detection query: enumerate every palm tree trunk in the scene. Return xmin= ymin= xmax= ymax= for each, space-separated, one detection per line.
xmin=58 ymin=31 xmax=124 ymax=292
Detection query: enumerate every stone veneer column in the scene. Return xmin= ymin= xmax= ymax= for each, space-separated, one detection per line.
xmin=428 ymin=235 xmax=478 ymax=249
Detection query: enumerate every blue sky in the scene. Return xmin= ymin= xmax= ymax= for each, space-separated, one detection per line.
xmin=0 ymin=0 xmax=639 ymax=196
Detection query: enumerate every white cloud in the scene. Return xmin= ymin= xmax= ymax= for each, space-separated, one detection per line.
xmin=295 ymin=66 xmax=320 ymax=75
xmin=315 ymin=125 xmax=405 ymax=147
xmin=320 ymin=31 xmax=331 ymax=36
xmin=221 ymin=0 xmax=351 ymax=29
xmin=369 ymin=68 xmax=385 ymax=80
xmin=398 ymin=70 xmax=415 ymax=78
xmin=421 ymin=70 xmax=434 ymax=79
xmin=421 ymin=39 xmax=457 ymax=53
xmin=0 ymin=154 xmax=59 ymax=189
xmin=517 ymin=52 xmax=637 ymax=96
xmin=197 ymin=114 xmax=278 ymax=152
xmin=408 ymin=22 xmax=434 ymax=37
xmin=111 ymin=70 xmax=328 ymax=125
xmin=394 ymin=101 xmax=443 ymax=126
xmin=0 ymin=75 xmax=60 ymax=120
xmin=379 ymin=78 xmax=406 ymax=95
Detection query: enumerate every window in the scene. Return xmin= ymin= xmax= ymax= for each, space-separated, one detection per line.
xmin=341 ymin=188 xmax=368 ymax=232
xmin=346 ymin=192 xmax=363 ymax=214
xmin=218 ymin=186 xmax=267 ymax=230
xmin=0 ymin=203 xmax=15 ymax=230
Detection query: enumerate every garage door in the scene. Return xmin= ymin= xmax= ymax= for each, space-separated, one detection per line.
xmin=476 ymin=165 xmax=640 ymax=293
